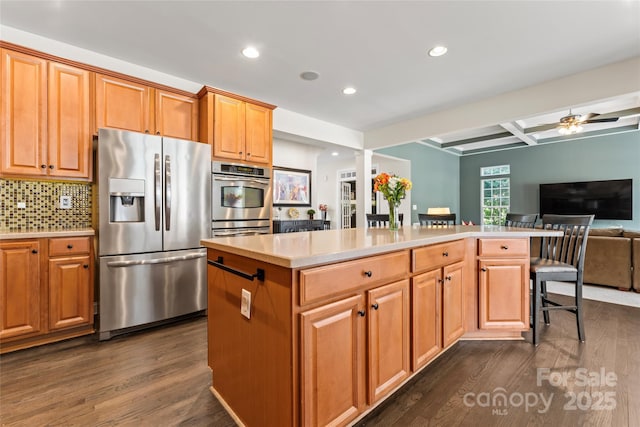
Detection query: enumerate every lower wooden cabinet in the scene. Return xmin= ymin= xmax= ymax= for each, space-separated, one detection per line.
xmin=478 ymin=259 xmax=529 ymax=330
xmin=0 ymin=236 xmax=94 ymax=353
xmin=48 ymin=255 xmax=92 ymax=330
xmin=300 ymin=295 xmax=366 ymax=427
xmin=367 ymin=280 xmax=410 ymax=403
xmin=477 ymin=238 xmax=530 ymax=331
xmin=300 ymin=279 xmax=410 ymax=426
xmin=0 ymin=240 xmax=42 ymax=340
xmin=442 ymin=261 xmax=465 ymax=347
xmin=411 ymin=269 xmax=442 ymax=370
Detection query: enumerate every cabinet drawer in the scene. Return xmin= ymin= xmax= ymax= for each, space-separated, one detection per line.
xmin=49 ymin=237 xmax=90 ymax=256
xmin=299 ymin=251 xmax=409 ymax=305
xmin=412 ymin=240 xmax=465 ymax=273
xmin=478 ymin=238 xmax=528 ymax=257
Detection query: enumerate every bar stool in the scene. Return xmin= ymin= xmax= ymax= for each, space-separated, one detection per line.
xmin=366 ymin=213 xmax=404 ymax=227
xmin=530 ymin=214 xmax=594 ymax=345
xmin=418 ymin=213 xmax=456 ymax=226
xmin=504 ymin=213 xmax=538 ymax=228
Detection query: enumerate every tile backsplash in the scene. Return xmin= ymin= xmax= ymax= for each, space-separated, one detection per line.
xmin=0 ymin=179 xmax=92 ymax=230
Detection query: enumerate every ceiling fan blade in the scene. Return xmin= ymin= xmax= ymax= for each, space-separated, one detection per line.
xmin=580 ymin=112 xmax=597 ymax=121
xmin=584 ymin=117 xmax=619 ymax=123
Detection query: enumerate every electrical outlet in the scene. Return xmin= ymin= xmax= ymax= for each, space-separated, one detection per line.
xmin=412 ymin=204 xmax=417 ymax=211
xmin=17 ymin=202 xmax=26 ymax=209
xmin=241 ymin=289 xmax=251 ymax=319
xmin=60 ymin=195 xmax=72 ymax=209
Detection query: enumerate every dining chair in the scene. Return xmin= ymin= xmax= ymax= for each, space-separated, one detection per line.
xmin=367 ymin=213 xmax=404 ymax=227
xmin=530 ymin=214 xmax=594 ymax=346
xmin=418 ymin=213 xmax=456 ymax=226
xmin=504 ymin=213 xmax=538 ymax=228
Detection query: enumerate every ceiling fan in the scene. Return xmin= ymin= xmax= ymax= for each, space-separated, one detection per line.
xmin=526 ymin=108 xmax=629 ymax=135
xmin=556 ymin=109 xmax=619 ymax=135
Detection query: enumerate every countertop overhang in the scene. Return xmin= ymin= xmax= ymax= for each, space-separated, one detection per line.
xmin=201 ymin=225 xmax=560 ymax=269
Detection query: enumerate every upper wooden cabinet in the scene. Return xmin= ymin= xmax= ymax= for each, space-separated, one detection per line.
xmin=155 ymin=89 xmax=198 ymax=140
xmin=95 ymin=74 xmax=198 ymax=140
xmin=95 ymin=74 xmax=152 ymax=135
xmin=198 ymin=87 xmax=275 ymax=164
xmin=1 ymin=49 xmax=91 ymax=180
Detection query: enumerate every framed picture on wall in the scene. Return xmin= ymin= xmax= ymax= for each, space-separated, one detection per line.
xmin=273 ymin=167 xmax=312 ymax=207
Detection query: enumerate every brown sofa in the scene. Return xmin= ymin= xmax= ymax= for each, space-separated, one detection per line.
xmin=532 ymin=228 xmax=640 ymax=292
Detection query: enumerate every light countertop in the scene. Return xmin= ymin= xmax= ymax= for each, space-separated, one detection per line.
xmin=0 ymin=228 xmax=95 ymax=240
xmin=201 ymin=225 xmax=560 ymax=268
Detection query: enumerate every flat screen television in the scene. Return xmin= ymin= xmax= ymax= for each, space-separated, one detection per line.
xmin=539 ymin=179 xmax=632 ymax=220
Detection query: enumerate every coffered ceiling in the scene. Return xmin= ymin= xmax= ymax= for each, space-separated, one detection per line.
xmin=1 ymin=1 xmax=639 ymax=155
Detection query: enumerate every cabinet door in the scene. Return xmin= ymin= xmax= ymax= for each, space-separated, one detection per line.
xmin=48 ymin=255 xmax=92 ymax=330
xmin=0 ymin=240 xmax=42 ymax=339
xmin=244 ymin=102 xmax=271 ymax=164
xmin=412 ymin=270 xmax=442 ymax=370
xmin=442 ymin=261 xmax=464 ymax=347
xmin=368 ymin=279 xmax=410 ymax=403
xmin=301 ymin=294 xmax=366 ymax=427
xmin=1 ymin=49 xmax=47 ymax=176
xmin=213 ymin=94 xmax=244 ymax=161
xmin=48 ymin=62 xmax=91 ymax=179
xmin=95 ymin=74 xmax=152 ymax=134
xmin=478 ymin=259 xmax=529 ymax=330
xmin=155 ymin=90 xmax=198 ymax=140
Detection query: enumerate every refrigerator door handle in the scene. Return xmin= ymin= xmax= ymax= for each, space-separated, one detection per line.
xmin=165 ymin=154 xmax=171 ymax=231
xmin=106 ymin=252 xmax=206 ymax=267
xmin=154 ymin=153 xmax=161 ymax=231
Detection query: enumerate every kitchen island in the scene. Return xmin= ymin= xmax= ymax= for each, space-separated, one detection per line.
xmin=200 ymin=225 xmax=560 ymax=427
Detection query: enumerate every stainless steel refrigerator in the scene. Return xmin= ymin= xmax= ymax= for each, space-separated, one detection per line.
xmin=97 ymin=128 xmax=211 ymax=340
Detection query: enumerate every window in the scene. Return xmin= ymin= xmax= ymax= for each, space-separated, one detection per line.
xmin=480 ymin=165 xmax=510 ymax=225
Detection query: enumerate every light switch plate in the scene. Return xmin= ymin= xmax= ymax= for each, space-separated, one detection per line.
xmin=60 ymin=195 xmax=72 ymax=209
xmin=241 ymin=289 xmax=251 ymax=319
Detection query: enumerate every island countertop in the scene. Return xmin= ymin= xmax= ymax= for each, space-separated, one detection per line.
xmin=200 ymin=225 xmax=559 ymax=269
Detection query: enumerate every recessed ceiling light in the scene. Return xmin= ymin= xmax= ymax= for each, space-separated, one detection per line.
xmin=300 ymin=71 xmax=320 ymax=81
xmin=342 ymin=87 xmax=356 ymax=95
xmin=331 ymin=151 xmax=339 ymax=156
xmin=242 ymin=46 xmax=260 ymax=59
xmin=428 ymin=46 xmax=448 ymax=57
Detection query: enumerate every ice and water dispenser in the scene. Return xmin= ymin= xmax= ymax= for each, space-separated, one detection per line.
xmin=109 ymin=178 xmax=145 ymax=222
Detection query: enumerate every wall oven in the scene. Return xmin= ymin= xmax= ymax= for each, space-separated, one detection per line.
xmin=212 ymin=161 xmax=272 ymax=236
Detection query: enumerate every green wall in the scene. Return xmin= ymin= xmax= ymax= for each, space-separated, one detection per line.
xmin=459 ymin=130 xmax=640 ymax=229
xmin=377 ymin=143 xmax=460 ymax=224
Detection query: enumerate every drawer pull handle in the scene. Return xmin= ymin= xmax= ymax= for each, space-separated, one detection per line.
xmin=49 ymin=164 xmax=54 ymax=169
xmin=83 ymin=264 xmax=89 ymax=269
xmin=481 ymin=267 xmax=487 ymax=272
xmin=357 ymin=310 xmax=366 ymax=317
xmin=442 ymin=251 xmax=449 ymax=257
xmin=41 ymin=164 xmax=46 ymax=169
xmin=67 ymin=244 xmax=73 ymax=249
xmin=364 ymin=270 xmax=373 ymax=277
xmin=32 ymin=249 xmax=38 ymax=254
xmin=501 ymin=245 xmax=509 ymax=250
xmin=445 ymin=275 xmax=452 ymax=281
xmin=371 ymin=303 xmax=379 ymax=310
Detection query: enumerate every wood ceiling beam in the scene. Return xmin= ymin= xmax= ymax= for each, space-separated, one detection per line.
xmin=439 ymin=131 xmax=513 ymax=148
xmin=500 ymin=122 xmax=538 ymax=145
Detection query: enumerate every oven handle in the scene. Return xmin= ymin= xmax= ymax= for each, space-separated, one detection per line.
xmin=214 ymin=229 xmax=270 ymax=237
xmin=213 ymin=175 xmax=270 ymax=185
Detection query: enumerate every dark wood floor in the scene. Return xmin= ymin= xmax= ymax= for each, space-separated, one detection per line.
xmin=1 ymin=294 xmax=638 ymax=426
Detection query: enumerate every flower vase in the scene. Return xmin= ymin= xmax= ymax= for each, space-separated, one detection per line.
xmin=388 ymin=201 xmax=399 ymax=231
xmin=322 ymin=211 xmax=327 ymax=221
